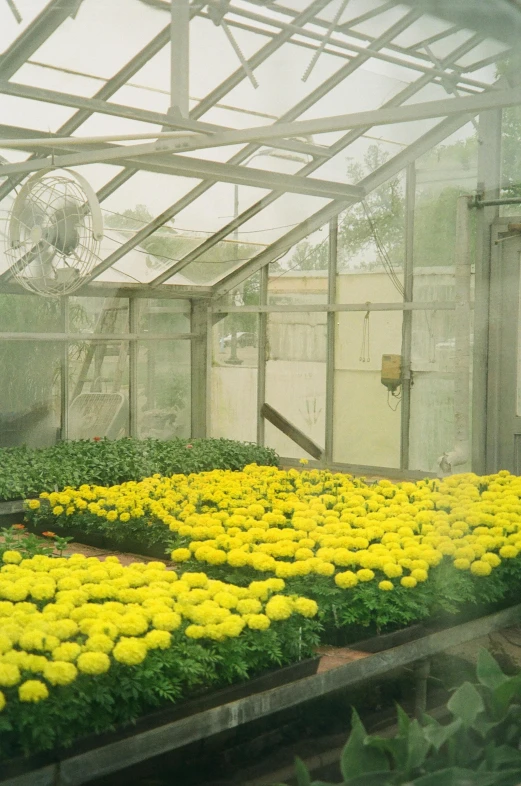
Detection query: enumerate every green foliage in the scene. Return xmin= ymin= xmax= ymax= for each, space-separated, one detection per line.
xmin=0 ymin=615 xmax=319 ymax=762
xmin=281 ymin=651 xmax=521 ymax=786
xmin=0 ymin=437 xmax=279 ymax=501
xmin=0 ymin=525 xmax=54 ymax=561
xmin=169 ymin=554 xmax=520 ymax=647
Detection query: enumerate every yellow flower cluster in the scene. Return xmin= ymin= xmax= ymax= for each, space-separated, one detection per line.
xmin=0 ymin=552 xmax=317 ymax=711
xmin=31 ymin=467 xmax=521 ymax=592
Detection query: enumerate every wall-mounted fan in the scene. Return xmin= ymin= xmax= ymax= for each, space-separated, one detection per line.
xmin=4 ymin=168 xmax=103 ymax=297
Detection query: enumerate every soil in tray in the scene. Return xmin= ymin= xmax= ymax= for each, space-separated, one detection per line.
xmin=0 ymin=656 xmax=320 ymax=781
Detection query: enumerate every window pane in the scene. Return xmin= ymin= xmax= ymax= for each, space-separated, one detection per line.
xmin=0 ymin=340 xmax=61 ymax=448
xmin=137 ymin=340 xmax=191 ymax=440
xmin=0 ymin=294 xmax=62 ymax=333
xmin=69 ymin=297 xmax=128 ymax=334
xmin=210 ymin=313 xmax=258 ymax=442
xmin=409 ymin=308 xmax=472 ymax=473
xmin=68 ymin=340 xmax=129 ymax=440
xmin=333 ymin=310 xmax=402 ymax=468
xmin=137 ymin=299 xmax=191 ymax=334
xmin=265 ymin=311 xmax=326 ymax=459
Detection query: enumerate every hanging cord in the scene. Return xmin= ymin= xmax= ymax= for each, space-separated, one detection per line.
xmin=359 ymin=304 xmax=371 ymax=362
xmin=387 ymin=388 xmax=402 ymax=411
xmin=425 ymin=310 xmax=437 ymax=363
xmin=362 ymin=200 xmax=405 ymax=298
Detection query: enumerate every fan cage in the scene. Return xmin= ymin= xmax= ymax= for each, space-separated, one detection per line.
xmin=4 ymin=171 xmax=102 ymax=297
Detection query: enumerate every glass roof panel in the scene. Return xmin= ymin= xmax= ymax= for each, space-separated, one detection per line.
xmin=342 ymin=4 xmax=415 ymax=38
xmin=0 ymin=0 xmax=48 ymax=54
xmin=28 ymin=0 xmax=166 ymax=81
xmin=295 ymin=64 xmax=412 ymax=125
xmin=160 ymin=182 xmax=271 ymax=235
xmin=68 ymin=112 xmax=162 ymax=139
xmin=15 ymin=61 xmax=105 ymax=99
xmin=201 ymin=39 xmax=344 ymax=123
xmin=0 ymin=94 xmax=77 ymax=132
xmin=100 ymin=172 xmax=204 ymax=229
xmin=209 ymin=192 xmax=331 ymax=258
xmin=167 ymin=236 xmax=267 ymax=286
xmin=454 ymin=39 xmax=510 ymax=69
xmin=310 ymin=117 xmax=440 ymax=186
xmin=391 ymin=15 xmax=456 ymax=48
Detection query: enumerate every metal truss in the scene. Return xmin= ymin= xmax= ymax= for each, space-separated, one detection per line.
xmin=74 ymin=5 xmax=420 ymax=289
xmin=0 ymin=0 xmax=516 ymax=296
xmin=149 ymin=29 xmax=483 ymax=286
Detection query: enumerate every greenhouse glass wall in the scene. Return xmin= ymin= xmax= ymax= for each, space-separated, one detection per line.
xmin=1 ymin=0 xmax=521 ymax=477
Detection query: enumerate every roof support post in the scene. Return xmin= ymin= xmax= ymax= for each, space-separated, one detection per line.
xmin=169 ymin=0 xmax=190 ymax=119
xmin=191 ymin=300 xmax=209 ymax=438
xmin=475 ymin=109 xmax=502 ymax=474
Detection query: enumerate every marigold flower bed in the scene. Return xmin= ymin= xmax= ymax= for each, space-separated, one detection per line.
xmin=24 ymin=466 xmax=521 ymax=642
xmin=0 ymin=552 xmax=320 ymax=760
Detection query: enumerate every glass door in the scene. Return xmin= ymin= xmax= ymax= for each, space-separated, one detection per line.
xmin=488 ymin=219 xmax=521 ymax=472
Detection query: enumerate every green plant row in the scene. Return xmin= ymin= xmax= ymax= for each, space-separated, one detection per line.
xmin=0 ymin=616 xmax=319 ymax=762
xmin=25 ymin=502 xmax=521 ymax=645
xmin=280 ymin=649 xmax=521 ymax=786
xmin=0 ymin=438 xmax=279 ymax=502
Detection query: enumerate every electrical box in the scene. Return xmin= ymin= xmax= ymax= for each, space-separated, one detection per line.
xmin=381 ymin=354 xmax=402 ymax=392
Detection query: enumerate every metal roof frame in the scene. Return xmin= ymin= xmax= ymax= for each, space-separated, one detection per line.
xmin=0 ymin=0 xmax=519 ymax=298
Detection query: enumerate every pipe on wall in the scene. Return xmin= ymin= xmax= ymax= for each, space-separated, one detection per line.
xmin=438 ymin=195 xmax=472 ymax=475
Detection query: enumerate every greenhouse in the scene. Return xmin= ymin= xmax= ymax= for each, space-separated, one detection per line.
xmin=2 ymin=1 xmax=521 ymax=785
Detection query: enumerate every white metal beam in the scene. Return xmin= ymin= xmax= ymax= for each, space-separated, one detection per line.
xmin=169 ymin=0 xmax=190 ymax=118
xmin=211 ymin=110 xmax=490 ymax=297
xmin=0 ymin=81 xmax=327 ymax=159
xmin=150 ymin=27 xmax=482 ymax=286
xmin=3 ymin=85 xmax=521 ymax=177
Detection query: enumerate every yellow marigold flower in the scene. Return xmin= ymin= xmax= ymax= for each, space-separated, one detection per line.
xmin=0 ymin=691 xmax=5 ymax=712
xmin=410 ymin=569 xmax=428 ymax=582
xmin=184 ymin=624 xmax=206 ymax=639
xmin=85 ymin=634 xmax=114 ymax=654
xmin=481 ymin=552 xmax=501 ymax=567
xmin=118 ymin=614 xmax=148 ymax=636
xmin=113 ymin=637 xmax=147 ymax=666
xmin=500 ymin=545 xmax=518 ymax=559
xmin=293 ymin=598 xmax=318 ymax=618
xmin=314 ymin=561 xmax=335 ymax=576
xmin=77 ymin=652 xmax=111 ymax=675
xmin=52 ymin=642 xmax=82 ymax=662
xmin=145 ymin=630 xmax=172 ymax=650
xmin=378 ymin=580 xmax=394 ymax=591
xmin=245 ymin=613 xmax=271 ymax=630
xmin=470 ymin=560 xmax=492 ymax=577
xmin=265 ymin=596 xmax=293 ymax=621
xmin=43 ymin=661 xmax=77 ymax=686
xmin=52 ymin=506 xmax=64 ymax=516
xmin=27 ymin=499 xmax=40 ymax=510
xmin=171 ymin=548 xmax=191 ymax=563
xmin=0 ymin=663 xmax=21 ymax=687
xmin=214 ymin=591 xmax=238 ymax=610
xmin=30 ymin=583 xmax=56 ymax=601
xmin=454 ymin=558 xmax=470 ymax=571
xmin=383 ymin=562 xmax=402 ymax=579
xmin=0 ymin=634 xmax=12 ymax=654
xmin=236 ymin=598 xmax=262 ymax=615
xmin=356 ymin=569 xmax=375 ymax=582
xmin=152 ymin=611 xmax=182 ymax=631
xmin=183 ymin=573 xmax=209 ymax=588
xmin=334 ymin=571 xmax=359 ymax=589
xmin=18 ymin=680 xmax=49 ymax=703
xmin=2 ymin=551 xmax=22 ymax=564
xmin=400 ymin=576 xmax=417 ymax=589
